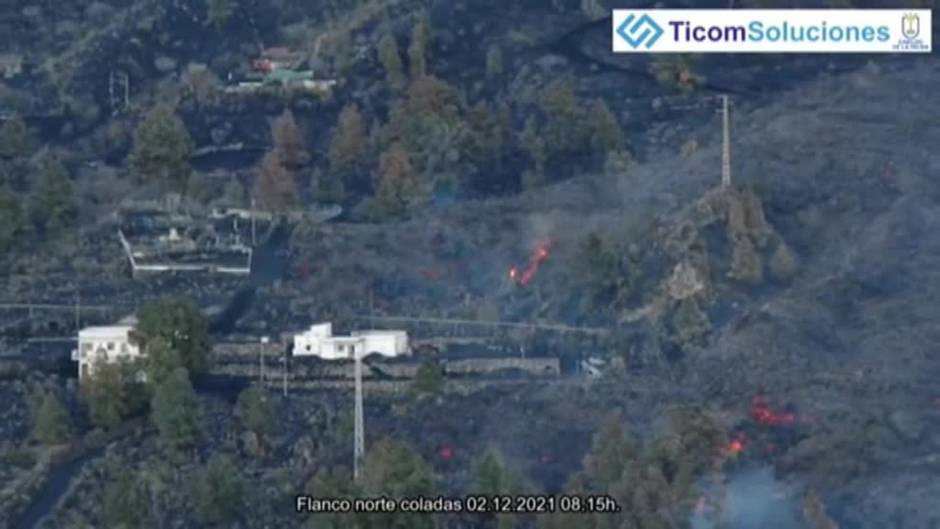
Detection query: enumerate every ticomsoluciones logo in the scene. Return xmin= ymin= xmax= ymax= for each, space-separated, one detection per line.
xmin=616 ymin=18 xmax=890 ymax=47
xmin=613 ymin=10 xmax=931 ymax=53
xmin=670 ymin=20 xmax=889 ymax=43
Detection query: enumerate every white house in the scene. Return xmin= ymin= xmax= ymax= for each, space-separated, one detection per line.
xmin=292 ymin=322 xmax=409 ymax=360
xmin=71 ymin=325 xmax=142 ymax=381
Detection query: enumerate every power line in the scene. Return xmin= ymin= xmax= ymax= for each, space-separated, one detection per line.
xmin=0 ymin=303 xmax=114 ymax=312
xmin=349 ymin=315 xmax=610 ymax=335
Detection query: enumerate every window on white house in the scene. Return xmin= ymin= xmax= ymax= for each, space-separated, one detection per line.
xmin=107 ymin=342 xmax=115 ymax=350
xmin=121 ymin=343 xmax=128 ymax=354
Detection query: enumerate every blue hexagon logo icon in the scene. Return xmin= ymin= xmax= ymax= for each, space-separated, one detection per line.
xmin=616 ymin=13 xmax=664 ymax=50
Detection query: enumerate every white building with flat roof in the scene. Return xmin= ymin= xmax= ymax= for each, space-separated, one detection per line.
xmin=72 ymin=325 xmax=142 ymax=381
xmin=293 ymin=323 xmax=409 ymax=360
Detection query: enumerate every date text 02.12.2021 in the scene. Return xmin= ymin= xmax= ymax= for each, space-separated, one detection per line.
xmin=463 ymin=494 xmax=621 ymax=514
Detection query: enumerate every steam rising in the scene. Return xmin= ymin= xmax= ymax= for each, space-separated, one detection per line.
xmin=692 ymin=467 xmax=803 ymax=529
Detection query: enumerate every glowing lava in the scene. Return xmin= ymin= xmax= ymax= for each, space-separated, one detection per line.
xmin=438 ymin=445 xmax=454 ymax=460
xmin=751 ymin=396 xmax=795 ymax=426
xmin=509 ymin=242 xmax=551 ymax=286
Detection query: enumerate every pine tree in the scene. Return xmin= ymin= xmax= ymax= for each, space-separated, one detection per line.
xmin=222 ymin=178 xmax=246 ymax=206
xmin=236 ymin=385 xmax=275 ymax=439
xmin=143 ymin=336 xmax=184 ymax=388
xmin=475 ymin=449 xmax=518 ymax=495
xmin=538 ymin=79 xmax=585 ymax=157
xmin=271 ymin=110 xmax=309 ymax=169
xmin=361 ymin=438 xmax=435 ymax=529
xmin=408 ymin=13 xmax=431 ymax=78
xmin=30 ymin=154 xmax=78 ymax=234
xmin=373 ymin=143 xmax=425 ymax=213
xmin=307 ymin=468 xmax=362 ymax=529
xmin=0 ymin=114 xmax=33 ymax=159
xmin=34 ymin=392 xmax=71 ymax=445
xmin=520 ymin=116 xmax=546 ymax=189
xmin=254 ymin=151 xmax=299 ymax=211
xmin=485 ymin=45 xmax=503 ymax=81
xmin=150 ymin=368 xmax=202 ymax=451
xmin=671 ymin=297 xmax=711 ymax=348
xmin=770 ymin=240 xmax=798 ymax=280
xmin=587 ymin=98 xmax=625 ymax=155
xmin=475 ymin=449 xmax=519 ymax=529
xmin=410 ymin=361 xmax=443 ymax=399
xmin=130 ymin=105 xmax=194 ymax=190
xmin=136 ymin=297 xmax=210 ymax=375
xmin=185 ymin=172 xmax=212 ymax=204
xmin=193 ymin=454 xmax=243 ymax=526
xmin=205 ymin=0 xmax=235 ymax=29
xmin=328 ymin=103 xmax=367 ymax=187
xmin=329 ymin=30 xmax=354 ymax=75
xmin=82 ymin=360 xmax=134 ymax=430
xmin=583 ymin=415 xmax=636 ymax=490
xmin=103 ymin=471 xmax=151 ymax=529
xmin=378 ymin=32 xmax=406 ymax=89
xmin=0 ymin=187 xmax=24 ymax=251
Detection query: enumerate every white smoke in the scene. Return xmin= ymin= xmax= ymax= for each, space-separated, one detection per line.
xmin=692 ymin=467 xmax=803 ymax=529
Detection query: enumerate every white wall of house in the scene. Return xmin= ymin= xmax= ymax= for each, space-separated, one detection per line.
xmin=293 ymin=323 xmax=409 ymax=360
xmin=319 ymin=337 xmax=364 ymax=360
xmin=351 ymin=330 xmax=409 ymax=357
xmin=72 ymin=325 xmax=142 ymax=381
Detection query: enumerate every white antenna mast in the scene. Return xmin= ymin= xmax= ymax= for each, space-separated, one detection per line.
xmin=353 ymin=351 xmax=365 ymax=481
xmin=719 ymin=95 xmax=732 ymax=189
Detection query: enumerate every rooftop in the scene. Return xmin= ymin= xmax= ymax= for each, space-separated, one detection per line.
xmin=351 ymin=330 xmax=407 ymax=336
xmin=78 ymin=325 xmax=134 ymax=338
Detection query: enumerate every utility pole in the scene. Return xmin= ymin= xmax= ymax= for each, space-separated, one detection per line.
xmin=259 ymin=336 xmax=269 ymax=386
xmin=719 ymin=95 xmax=732 ymax=189
xmin=282 ymin=347 xmax=288 ymax=397
xmin=353 ymin=351 xmax=364 ymax=482
xmin=251 ymin=198 xmax=257 ymax=247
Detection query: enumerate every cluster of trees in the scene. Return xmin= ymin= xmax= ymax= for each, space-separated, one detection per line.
xmin=307 ymin=439 xmax=524 ymax=529
xmin=112 ymin=14 xmax=629 ymax=220
xmin=82 ymin=296 xmax=259 ymax=526
xmin=130 ymin=105 xmax=194 ymax=194
xmin=302 ymin=408 xmax=729 ymax=529
xmin=81 ymin=297 xmax=209 ymax=450
xmin=0 ymin=115 xmax=79 ymax=251
xmin=307 ymin=438 xmax=436 ymax=529
xmin=101 ymin=452 xmax=244 ymax=528
xmin=323 ymin=76 xmax=626 ymax=215
xmin=377 ymin=12 xmax=431 ymax=90
xmin=255 ymin=110 xmax=309 ymax=211
xmin=32 ymin=389 xmax=72 ymax=446
xmin=539 ymin=408 xmax=729 ymax=529
xmin=525 ymin=80 xmax=627 ymax=180
xmin=578 ymin=232 xmax=638 ymax=318
xmin=0 ymin=153 xmax=80 ymax=249
xmin=326 ymin=13 xmax=627 ymax=215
